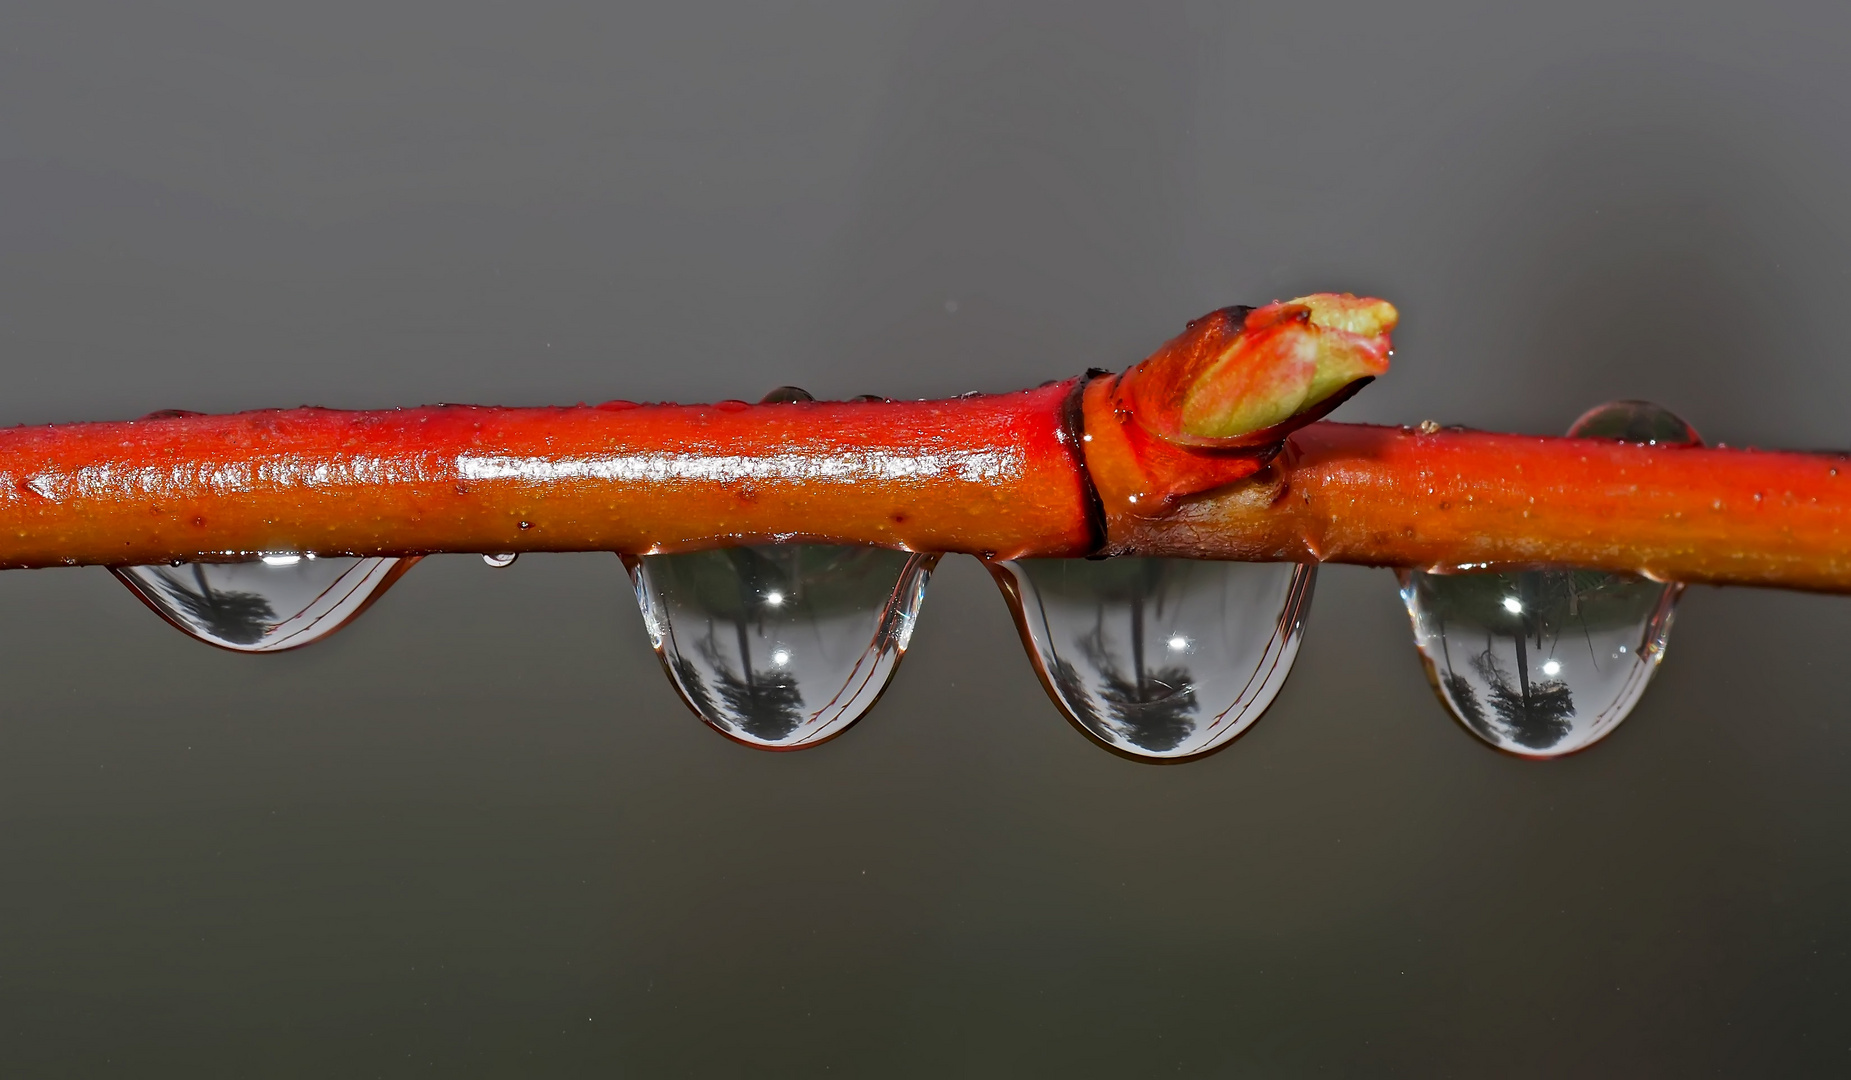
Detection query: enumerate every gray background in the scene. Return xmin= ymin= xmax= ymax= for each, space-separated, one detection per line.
xmin=2 ymin=2 xmax=1848 ymax=1075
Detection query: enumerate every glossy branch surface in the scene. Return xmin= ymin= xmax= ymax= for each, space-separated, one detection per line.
xmin=0 ymin=293 xmax=1845 ymax=592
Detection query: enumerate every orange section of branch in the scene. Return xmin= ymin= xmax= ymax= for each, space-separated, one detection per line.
xmin=0 ymin=383 xmax=1096 ymax=568
xmin=0 ymin=292 xmax=1844 ymax=592
xmin=1096 ymin=420 xmax=1851 ymax=593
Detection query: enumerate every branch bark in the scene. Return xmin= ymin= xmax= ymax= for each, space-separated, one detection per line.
xmin=1104 ymin=420 xmax=1851 ymax=592
xmin=0 ymin=295 xmax=1843 ymax=592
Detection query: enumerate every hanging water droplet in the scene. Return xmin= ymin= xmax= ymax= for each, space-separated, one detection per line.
xmin=1401 ymin=400 xmax=1699 ymax=757
xmin=1399 ymin=569 xmax=1681 ymax=757
xmin=624 ymin=545 xmax=936 ymax=750
xmin=115 ymin=556 xmax=417 ymax=653
xmin=989 ymin=557 xmax=1316 ymax=761
xmin=482 ymin=552 xmax=518 ymax=568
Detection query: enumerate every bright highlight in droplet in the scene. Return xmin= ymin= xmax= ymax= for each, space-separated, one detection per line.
xmin=1501 ymin=596 xmax=1523 ymax=613
xmin=1542 ymin=659 xmax=1561 ymax=676
xmin=764 ymin=590 xmax=785 ymax=607
xmin=1167 ymin=635 xmax=1190 ymax=651
xmin=260 ymin=554 xmax=302 ymax=567
xmin=771 ymin=649 xmax=790 ymax=666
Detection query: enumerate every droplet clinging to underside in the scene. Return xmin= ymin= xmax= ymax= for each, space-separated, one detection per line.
xmin=624 ymin=544 xmax=936 ymax=750
xmin=1400 ymin=400 xmax=1699 ymax=757
xmin=1399 ymin=568 xmax=1681 ymax=757
xmin=989 ymin=557 xmax=1316 ymax=761
xmin=115 ymin=556 xmax=417 ymax=653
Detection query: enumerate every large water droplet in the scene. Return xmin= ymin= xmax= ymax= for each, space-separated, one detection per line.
xmin=115 ymin=556 xmax=417 ymax=653
xmin=1400 ymin=400 xmax=1699 ymax=757
xmin=990 ymin=558 xmax=1316 ymax=761
xmin=1399 ymin=569 xmax=1680 ymax=757
xmin=625 ymin=545 xmax=936 ymax=750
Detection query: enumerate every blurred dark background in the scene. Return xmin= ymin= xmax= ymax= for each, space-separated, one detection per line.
xmin=3 ymin=2 xmax=1849 ymax=1075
